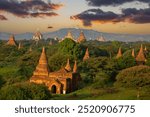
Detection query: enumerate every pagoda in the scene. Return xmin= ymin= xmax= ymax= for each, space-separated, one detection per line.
xmin=73 ymin=60 xmax=77 ymax=73
xmin=65 ymin=59 xmax=72 ymax=72
xmin=136 ymin=44 xmax=147 ymax=64
xmin=6 ymin=35 xmax=17 ymax=46
xmin=30 ymin=49 xmax=81 ymax=94
xmin=131 ymin=49 xmax=135 ymax=57
xmin=116 ymin=47 xmax=122 ymax=59
xmin=32 ymin=47 xmax=50 ymax=77
xmin=83 ymin=48 xmax=90 ymax=61
xmin=33 ymin=31 xmax=43 ymax=42
xmin=77 ymin=31 xmax=86 ymax=43
xmin=96 ymin=34 xmax=106 ymax=42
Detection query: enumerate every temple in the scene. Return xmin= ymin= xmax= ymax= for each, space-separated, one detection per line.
xmin=6 ymin=35 xmax=17 ymax=46
xmin=30 ymin=47 xmax=81 ymax=94
xmin=83 ymin=48 xmax=90 ymax=61
xmin=33 ymin=31 xmax=43 ymax=41
xmin=116 ymin=47 xmax=122 ymax=59
xmin=77 ymin=31 xmax=86 ymax=43
xmin=131 ymin=49 xmax=135 ymax=57
xmin=96 ymin=34 xmax=106 ymax=42
xmin=136 ymin=44 xmax=147 ymax=65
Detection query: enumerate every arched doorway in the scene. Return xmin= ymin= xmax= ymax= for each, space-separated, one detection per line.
xmin=51 ymin=85 xmax=57 ymax=94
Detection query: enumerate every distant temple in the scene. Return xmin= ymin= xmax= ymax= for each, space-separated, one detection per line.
xmin=59 ymin=31 xmax=76 ymax=42
xmin=6 ymin=35 xmax=17 ymax=46
xmin=96 ymin=34 xmax=106 ymax=42
xmin=30 ymin=47 xmax=81 ymax=94
xmin=77 ymin=31 xmax=86 ymax=43
xmin=136 ymin=44 xmax=147 ymax=65
xmin=33 ymin=31 xmax=43 ymax=41
xmin=116 ymin=47 xmax=122 ymax=59
xmin=131 ymin=49 xmax=135 ymax=58
xmin=83 ymin=48 xmax=90 ymax=61
xmin=18 ymin=42 xmax=23 ymax=50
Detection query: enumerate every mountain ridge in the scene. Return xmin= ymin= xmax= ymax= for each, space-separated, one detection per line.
xmin=0 ymin=28 xmax=150 ymax=42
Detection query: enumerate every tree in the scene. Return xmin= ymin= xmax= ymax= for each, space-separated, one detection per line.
xmin=115 ymin=65 xmax=150 ymax=88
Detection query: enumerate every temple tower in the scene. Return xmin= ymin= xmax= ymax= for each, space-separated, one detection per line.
xmin=136 ymin=44 xmax=147 ymax=64
xmin=73 ymin=60 xmax=77 ymax=73
xmin=65 ymin=31 xmax=74 ymax=39
xmin=7 ymin=35 xmax=17 ymax=46
xmin=33 ymin=47 xmax=49 ymax=76
xmin=83 ymin=48 xmax=90 ymax=61
xmin=132 ymin=49 xmax=135 ymax=57
xmin=116 ymin=47 xmax=122 ymax=59
xmin=77 ymin=31 xmax=86 ymax=43
xmin=65 ymin=59 xmax=72 ymax=72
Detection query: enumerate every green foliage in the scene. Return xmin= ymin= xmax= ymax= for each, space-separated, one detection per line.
xmin=58 ymin=38 xmax=85 ymax=59
xmin=114 ymin=56 xmax=136 ymax=70
xmin=0 ymin=83 xmax=51 ymax=100
xmin=115 ymin=65 xmax=150 ymax=88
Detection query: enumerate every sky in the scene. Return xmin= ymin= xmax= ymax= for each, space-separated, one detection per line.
xmin=0 ymin=0 xmax=150 ymax=34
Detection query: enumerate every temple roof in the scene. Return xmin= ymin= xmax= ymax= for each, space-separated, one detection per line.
xmin=136 ymin=44 xmax=146 ymax=62
xmin=83 ymin=48 xmax=90 ymax=61
xmin=7 ymin=35 xmax=17 ymax=46
xmin=77 ymin=31 xmax=86 ymax=43
xmin=96 ymin=35 xmax=106 ymax=42
xmin=65 ymin=31 xmax=74 ymax=39
xmin=132 ymin=49 xmax=135 ymax=57
xmin=33 ymin=31 xmax=43 ymax=41
xmin=73 ymin=60 xmax=77 ymax=73
xmin=116 ymin=47 xmax=122 ymax=59
xmin=65 ymin=58 xmax=72 ymax=72
xmin=33 ymin=47 xmax=50 ymax=76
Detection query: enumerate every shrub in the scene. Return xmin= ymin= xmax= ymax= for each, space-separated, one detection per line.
xmin=115 ymin=65 xmax=150 ymax=88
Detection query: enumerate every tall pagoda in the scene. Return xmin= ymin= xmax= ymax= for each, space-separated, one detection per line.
xmin=116 ymin=47 xmax=122 ymax=59
xmin=77 ymin=31 xmax=86 ymax=43
xmin=83 ymin=48 xmax=90 ymax=61
xmin=136 ymin=44 xmax=147 ymax=64
xmin=6 ymin=35 xmax=17 ymax=46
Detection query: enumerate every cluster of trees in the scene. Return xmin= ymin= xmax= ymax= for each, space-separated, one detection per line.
xmin=0 ymin=38 xmax=150 ymax=99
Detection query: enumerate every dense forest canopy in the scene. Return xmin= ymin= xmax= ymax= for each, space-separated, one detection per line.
xmin=0 ymin=38 xmax=150 ymax=100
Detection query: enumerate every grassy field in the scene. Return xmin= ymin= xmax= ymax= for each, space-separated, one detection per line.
xmin=51 ymin=86 xmax=150 ymax=100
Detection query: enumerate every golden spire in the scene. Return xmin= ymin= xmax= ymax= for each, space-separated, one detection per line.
xmin=33 ymin=47 xmax=49 ymax=76
xmin=116 ymin=47 xmax=122 ymax=59
xmin=77 ymin=31 xmax=86 ymax=43
xmin=83 ymin=48 xmax=90 ymax=61
xmin=65 ymin=58 xmax=72 ymax=72
xmin=73 ymin=60 xmax=77 ymax=73
xmin=65 ymin=31 xmax=74 ymax=39
xmin=7 ymin=35 xmax=17 ymax=46
xmin=136 ymin=44 xmax=147 ymax=63
xmin=132 ymin=48 xmax=135 ymax=57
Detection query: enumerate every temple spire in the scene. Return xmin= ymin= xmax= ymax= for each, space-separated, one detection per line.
xmin=77 ymin=31 xmax=86 ymax=43
xmin=136 ymin=44 xmax=147 ymax=64
xmin=132 ymin=48 xmax=135 ymax=57
xmin=73 ymin=60 xmax=77 ymax=73
xmin=18 ymin=42 xmax=23 ymax=50
xmin=65 ymin=59 xmax=72 ymax=72
xmin=116 ymin=47 xmax=122 ymax=59
xmin=33 ymin=47 xmax=49 ymax=76
xmin=65 ymin=31 xmax=74 ymax=39
xmin=83 ymin=48 xmax=90 ymax=61
xmin=7 ymin=35 xmax=17 ymax=46
xmin=29 ymin=46 xmax=32 ymax=52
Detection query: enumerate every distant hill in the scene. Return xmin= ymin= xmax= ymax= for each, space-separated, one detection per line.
xmin=0 ymin=28 xmax=150 ymax=42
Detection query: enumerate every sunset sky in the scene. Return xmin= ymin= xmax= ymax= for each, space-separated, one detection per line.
xmin=0 ymin=0 xmax=150 ymax=34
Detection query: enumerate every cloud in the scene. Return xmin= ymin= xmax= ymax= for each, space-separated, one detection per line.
xmin=86 ymin=0 xmax=150 ymax=6
xmin=0 ymin=0 xmax=63 ymax=19
xmin=71 ymin=8 xmax=150 ymax=26
xmin=0 ymin=15 xmax=7 ymax=20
